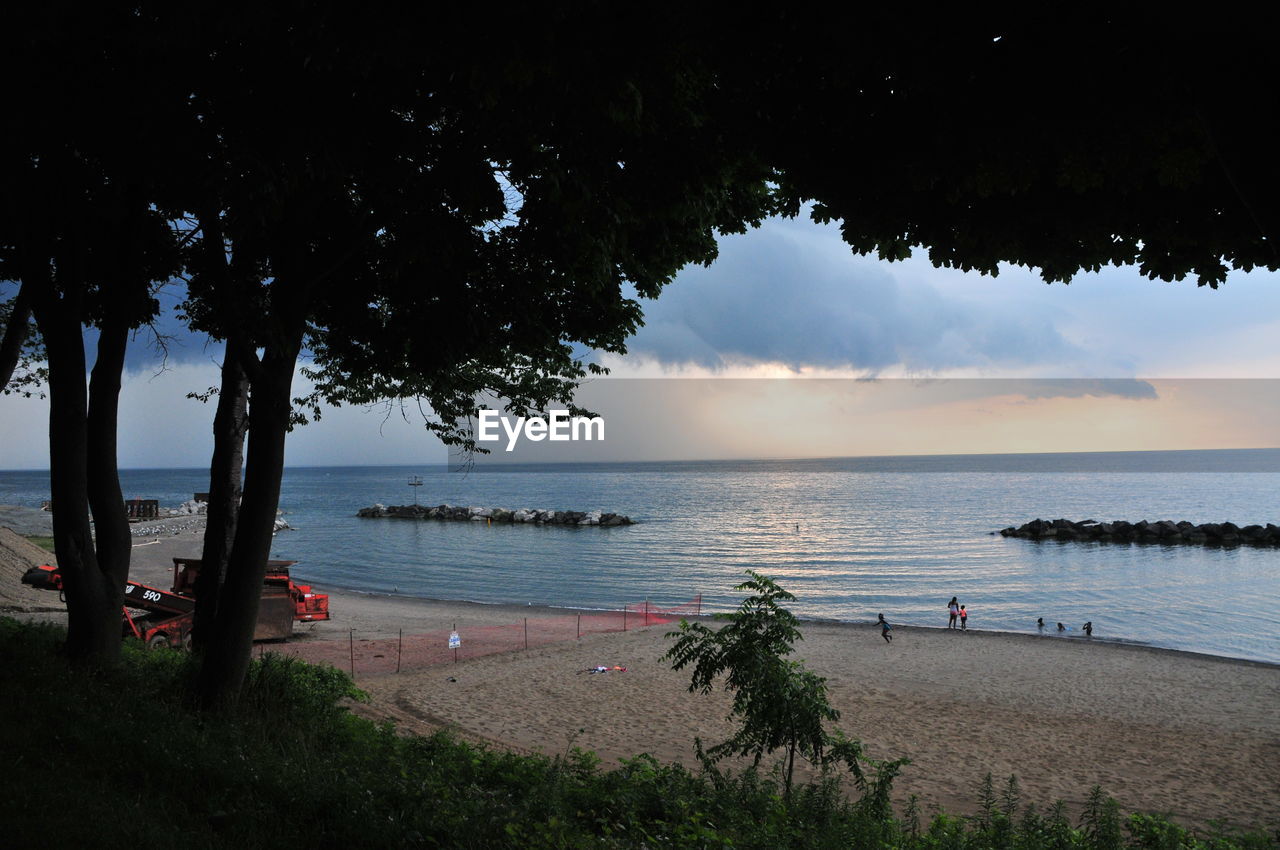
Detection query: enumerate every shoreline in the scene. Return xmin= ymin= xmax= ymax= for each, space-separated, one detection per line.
xmin=5 ymin=501 xmax=1278 ymax=665
xmin=322 ymin=584 xmax=1280 ymax=668
xmin=12 ymin=506 xmax=1279 ymax=669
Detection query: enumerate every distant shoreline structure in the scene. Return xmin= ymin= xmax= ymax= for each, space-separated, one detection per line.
xmin=357 ymin=503 xmax=635 ymax=527
xmin=1000 ymin=517 xmax=1280 ymax=546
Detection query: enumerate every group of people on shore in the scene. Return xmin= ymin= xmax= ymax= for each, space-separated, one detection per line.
xmin=875 ymin=600 xmax=1094 ymax=645
xmin=876 ymin=598 xmax=969 ymax=644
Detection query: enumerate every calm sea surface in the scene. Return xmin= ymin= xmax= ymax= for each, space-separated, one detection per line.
xmin=3 ymin=450 xmax=1279 ymax=663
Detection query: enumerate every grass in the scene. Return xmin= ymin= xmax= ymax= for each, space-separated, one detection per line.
xmin=0 ymin=617 xmax=1275 ymax=849
xmin=23 ymin=535 xmax=55 ymax=553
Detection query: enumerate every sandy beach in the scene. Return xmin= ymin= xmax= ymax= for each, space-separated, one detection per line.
xmin=331 ymin=594 xmax=1279 ymax=831
xmin=5 ymin=512 xmax=1279 ymax=830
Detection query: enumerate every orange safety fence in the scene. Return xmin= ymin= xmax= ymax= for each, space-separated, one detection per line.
xmin=277 ymin=595 xmax=703 ymax=677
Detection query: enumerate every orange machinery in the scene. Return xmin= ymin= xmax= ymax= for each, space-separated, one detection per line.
xmin=21 ymin=558 xmax=330 ymax=649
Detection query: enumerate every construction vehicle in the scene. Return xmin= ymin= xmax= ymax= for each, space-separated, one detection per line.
xmin=20 ymin=558 xmax=330 ymax=649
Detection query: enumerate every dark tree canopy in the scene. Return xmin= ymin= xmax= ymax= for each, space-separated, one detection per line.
xmin=295 ymin=14 xmax=776 ymax=444
xmin=3 ymin=5 xmax=1276 ymax=687
xmin=741 ymin=11 xmax=1279 ymax=286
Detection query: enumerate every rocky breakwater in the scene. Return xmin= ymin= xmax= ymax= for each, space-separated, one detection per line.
xmin=999 ymin=517 xmax=1280 ymax=547
xmin=357 ymin=503 xmax=635 ymax=527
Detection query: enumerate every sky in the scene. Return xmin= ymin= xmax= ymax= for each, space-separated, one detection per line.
xmin=1 ymin=213 xmax=1278 ymax=469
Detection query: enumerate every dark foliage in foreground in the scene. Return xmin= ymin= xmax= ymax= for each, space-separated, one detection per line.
xmin=0 ymin=618 xmax=1274 ymax=849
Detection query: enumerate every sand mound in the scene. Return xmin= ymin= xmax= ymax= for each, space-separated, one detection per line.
xmin=0 ymin=526 xmax=62 ymax=612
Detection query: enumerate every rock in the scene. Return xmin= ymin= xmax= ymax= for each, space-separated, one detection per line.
xmin=357 ymin=502 xmax=635 ymax=527
xmin=1000 ymin=516 xmax=1278 ymax=548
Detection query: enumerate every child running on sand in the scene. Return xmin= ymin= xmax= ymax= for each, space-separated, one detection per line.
xmin=959 ymin=604 xmax=968 ymax=630
xmin=877 ymin=613 xmax=893 ymax=643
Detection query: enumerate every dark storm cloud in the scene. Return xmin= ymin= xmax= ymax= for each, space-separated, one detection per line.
xmin=75 ymin=281 xmax=222 ymax=374
xmin=1011 ymin=378 xmax=1157 ymax=401
xmin=627 ymin=221 xmax=1082 ymax=373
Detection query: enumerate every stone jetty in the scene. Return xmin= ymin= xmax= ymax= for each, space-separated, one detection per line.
xmin=357 ymin=503 xmax=635 ymax=527
xmin=999 ymin=518 xmax=1280 ymax=546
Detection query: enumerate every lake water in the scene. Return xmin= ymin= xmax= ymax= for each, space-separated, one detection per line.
xmin=2 ymin=449 xmax=1278 ymax=663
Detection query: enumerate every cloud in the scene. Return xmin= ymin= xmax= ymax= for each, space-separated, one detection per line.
xmin=624 ymin=217 xmax=1083 ymax=373
xmin=1010 ymin=378 xmax=1157 ymax=401
xmin=872 ymin=378 xmax=1158 ymax=407
xmin=618 ymin=215 xmax=1280 ymax=380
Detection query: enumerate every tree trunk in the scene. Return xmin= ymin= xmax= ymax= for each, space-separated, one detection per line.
xmin=191 ymin=343 xmax=250 ymax=652
xmin=198 ymin=331 xmax=302 ymax=708
xmin=0 ymin=280 xmax=32 ymax=390
xmin=85 ymin=311 xmax=132 ymax=644
xmin=32 ymin=286 xmax=121 ymax=667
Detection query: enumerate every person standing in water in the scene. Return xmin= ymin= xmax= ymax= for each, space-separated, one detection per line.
xmin=878 ymin=613 xmax=893 ymax=643
xmin=959 ymin=604 xmax=968 ymax=631
xmin=947 ymin=597 xmax=959 ymax=629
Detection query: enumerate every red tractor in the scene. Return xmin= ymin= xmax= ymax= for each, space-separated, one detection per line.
xmin=21 ymin=558 xmax=330 ymax=649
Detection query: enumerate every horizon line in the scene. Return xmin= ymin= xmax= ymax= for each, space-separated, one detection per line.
xmin=3 ymin=445 xmax=1279 ymax=474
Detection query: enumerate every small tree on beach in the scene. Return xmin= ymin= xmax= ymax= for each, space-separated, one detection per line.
xmin=663 ymin=571 xmax=868 ymax=797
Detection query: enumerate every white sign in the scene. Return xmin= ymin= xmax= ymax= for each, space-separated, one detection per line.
xmin=448 ymin=631 xmax=461 ymax=649
xmin=476 ymin=409 xmax=605 ymax=452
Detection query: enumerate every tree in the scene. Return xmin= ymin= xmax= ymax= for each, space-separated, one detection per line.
xmin=663 ymin=572 xmax=866 ymax=798
xmin=175 ymin=6 xmax=778 ymax=706
xmin=0 ymin=282 xmax=44 ymax=395
xmin=741 ymin=11 xmax=1280 ymax=287
xmin=0 ymin=6 xmax=185 ymax=665
xmin=8 ymin=6 xmax=1277 ymax=688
